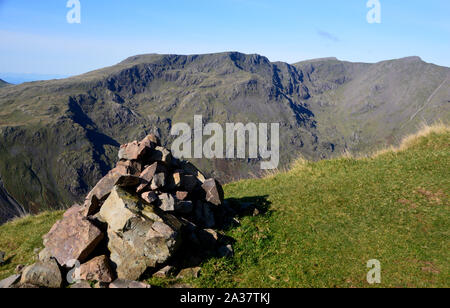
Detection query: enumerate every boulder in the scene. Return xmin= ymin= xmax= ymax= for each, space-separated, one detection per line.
xmin=43 ymin=206 xmax=104 ymax=267
xmin=108 ymin=217 xmax=182 ymax=280
xmin=105 ymin=190 xmax=183 ymax=280
xmin=201 ymin=179 xmax=224 ymax=206
xmin=20 ymin=259 xmax=62 ymax=288
xmin=0 ymin=274 xmax=21 ymax=289
xmin=99 ymin=186 xmax=144 ymax=232
xmin=78 ymin=255 xmax=114 ymax=283
xmin=109 ymin=279 xmax=151 ymax=289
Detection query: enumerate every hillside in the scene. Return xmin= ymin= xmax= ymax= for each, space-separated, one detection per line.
xmin=0 ymin=79 xmax=9 ymax=88
xmin=0 ymin=52 xmax=448 ymax=221
xmin=294 ymin=56 xmax=450 ymax=153
xmin=1 ymin=124 xmax=448 ymax=287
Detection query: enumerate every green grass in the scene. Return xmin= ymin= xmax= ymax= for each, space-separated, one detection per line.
xmin=1 ymin=126 xmax=448 ymax=287
xmin=0 ymin=211 xmax=63 ymax=280
xmin=195 ymin=126 xmax=449 ymax=288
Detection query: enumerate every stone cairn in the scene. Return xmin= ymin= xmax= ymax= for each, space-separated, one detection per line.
xmin=1 ymin=134 xmax=244 ymax=289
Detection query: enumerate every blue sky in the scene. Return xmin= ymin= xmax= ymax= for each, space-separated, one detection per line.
xmin=0 ymin=0 xmax=449 ymax=79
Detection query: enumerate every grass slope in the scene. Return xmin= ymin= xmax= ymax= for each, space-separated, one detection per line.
xmin=0 ymin=211 xmax=63 ymax=279
xmin=197 ymin=124 xmax=449 ymax=288
xmin=0 ymin=125 xmax=448 ymax=287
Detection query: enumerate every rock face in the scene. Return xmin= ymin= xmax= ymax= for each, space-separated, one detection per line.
xmin=31 ymin=133 xmax=232 ymax=287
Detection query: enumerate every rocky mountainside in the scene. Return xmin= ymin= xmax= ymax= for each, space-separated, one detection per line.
xmin=0 ymin=177 xmax=26 ymax=224
xmin=294 ymin=56 xmax=450 ymax=153
xmin=0 ymin=52 xmax=448 ymax=221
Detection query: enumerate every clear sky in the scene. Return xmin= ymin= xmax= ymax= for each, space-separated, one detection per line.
xmin=0 ymin=0 xmax=449 ymax=78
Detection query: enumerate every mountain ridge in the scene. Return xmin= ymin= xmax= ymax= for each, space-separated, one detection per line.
xmin=0 ymin=52 xmax=448 ymax=222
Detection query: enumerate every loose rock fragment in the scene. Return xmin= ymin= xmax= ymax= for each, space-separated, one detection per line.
xmin=105 ymin=190 xmax=182 ymax=280
xmin=176 ymin=191 xmax=189 ymax=201
xmin=153 ymin=265 xmax=175 ymax=278
xmin=43 ymin=206 xmax=103 ymax=267
xmin=0 ymin=274 xmax=21 ymax=289
xmin=159 ymin=193 xmax=175 ymax=212
xmin=99 ymin=186 xmax=144 ymax=232
xmin=20 ymin=259 xmax=62 ymax=289
xmin=202 ymin=178 xmax=224 ymax=206
xmin=78 ymin=255 xmax=114 ymax=283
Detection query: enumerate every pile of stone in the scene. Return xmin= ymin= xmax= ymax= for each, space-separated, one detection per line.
xmin=1 ymin=134 xmax=239 ymax=289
